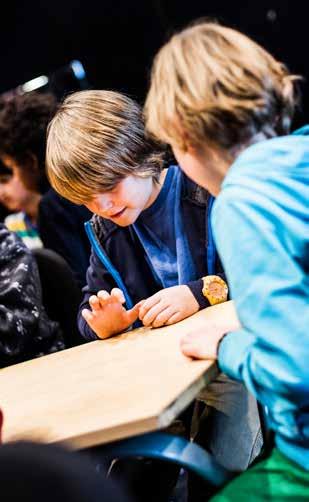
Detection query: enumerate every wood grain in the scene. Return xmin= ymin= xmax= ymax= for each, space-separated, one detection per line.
xmin=0 ymin=310 xmax=217 ymax=449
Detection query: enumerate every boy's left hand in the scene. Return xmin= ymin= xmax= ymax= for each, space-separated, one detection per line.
xmin=139 ymin=285 xmax=199 ymax=328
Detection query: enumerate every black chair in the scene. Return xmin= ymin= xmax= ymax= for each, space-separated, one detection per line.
xmin=33 ymin=248 xmax=85 ymax=348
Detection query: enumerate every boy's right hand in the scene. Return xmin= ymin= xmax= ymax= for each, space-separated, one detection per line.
xmin=81 ymin=288 xmax=141 ymax=340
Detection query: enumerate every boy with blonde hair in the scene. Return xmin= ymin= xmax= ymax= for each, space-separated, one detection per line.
xmin=145 ymin=20 xmax=309 ymax=500
xmin=46 ymin=90 xmax=262 ymax=498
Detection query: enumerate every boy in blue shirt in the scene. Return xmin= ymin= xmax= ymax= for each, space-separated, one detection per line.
xmin=145 ymin=20 xmax=309 ymax=500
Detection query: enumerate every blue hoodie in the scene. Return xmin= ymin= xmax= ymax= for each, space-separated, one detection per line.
xmin=213 ymin=127 xmax=309 ymax=469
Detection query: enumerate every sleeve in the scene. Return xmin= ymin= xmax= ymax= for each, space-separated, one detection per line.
xmin=187 ymin=271 xmax=229 ymax=309
xmin=187 ymin=279 xmax=210 ymax=309
xmin=77 ymin=248 xmax=119 ymax=341
xmin=213 ymin=186 xmax=308 ymax=436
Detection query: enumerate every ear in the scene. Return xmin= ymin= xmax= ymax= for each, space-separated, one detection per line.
xmin=186 ymin=142 xmax=199 ymax=155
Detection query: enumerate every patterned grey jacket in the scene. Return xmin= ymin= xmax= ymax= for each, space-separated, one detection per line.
xmin=0 ymin=224 xmax=64 ymax=367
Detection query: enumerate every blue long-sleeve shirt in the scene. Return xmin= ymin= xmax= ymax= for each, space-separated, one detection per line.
xmin=213 ymin=127 xmax=309 ymax=470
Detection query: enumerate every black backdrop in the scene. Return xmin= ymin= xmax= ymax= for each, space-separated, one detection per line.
xmin=1 ymin=0 xmax=309 ymax=120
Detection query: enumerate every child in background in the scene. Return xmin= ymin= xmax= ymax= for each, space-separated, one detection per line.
xmin=46 ymin=90 xmax=262 ymax=496
xmin=0 ymin=92 xmax=91 ymax=286
xmin=145 ymin=20 xmax=309 ymax=500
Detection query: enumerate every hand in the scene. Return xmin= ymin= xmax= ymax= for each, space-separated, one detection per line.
xmin=180 ymin=301 xmax=240 ymax=360
xmin=82 ymin=288 xmax=141 ymax=340
xmin=180 ymin=328 xmax=225 ymax=360
xmin=139 ymin=285 xmax=199 ymax=328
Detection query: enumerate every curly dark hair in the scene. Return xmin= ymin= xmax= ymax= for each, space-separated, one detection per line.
xmin=0 ymin=92 xmax=58 ymax=193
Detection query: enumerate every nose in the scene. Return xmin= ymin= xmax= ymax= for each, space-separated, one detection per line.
xmin=93 ymin=195 xmax=114 ymax=214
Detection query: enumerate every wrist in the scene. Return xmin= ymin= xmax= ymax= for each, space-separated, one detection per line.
xmin=183 ymin=285 xmax=200 ymax=312
xmin=187 ymin=280 xmax=210 ymax=309
xmin=216 ymin=333 xmax=228 ymax=358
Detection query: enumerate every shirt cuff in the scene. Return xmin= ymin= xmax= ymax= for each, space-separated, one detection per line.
xmin=187 ymin=279 xmax=210 ymax=309
xmin=218 ymin=329 xmax=255 ymax=381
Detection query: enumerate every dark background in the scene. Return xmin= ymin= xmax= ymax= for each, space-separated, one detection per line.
xmin=1 ymin=1 xmax=309 ymax=121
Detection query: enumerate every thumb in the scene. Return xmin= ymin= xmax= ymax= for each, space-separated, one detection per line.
xmin=126 ymin=303 xmax=142 ymax=325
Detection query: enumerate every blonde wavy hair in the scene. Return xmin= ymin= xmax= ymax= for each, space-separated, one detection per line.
xmin=145 ymin=21 xmax=300 ymax=151
xmin=46 ymin=90 xmax=165 ymax=204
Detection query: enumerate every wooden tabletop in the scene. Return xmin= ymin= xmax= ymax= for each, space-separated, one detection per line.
xmin=0 ymin=311 xmax=217 ymax=450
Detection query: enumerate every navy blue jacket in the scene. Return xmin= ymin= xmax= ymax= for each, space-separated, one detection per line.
xmin=38 ymin=189 xmax=91 ymax=288
xmin=79 ymin=170 xmax=225 ymax=341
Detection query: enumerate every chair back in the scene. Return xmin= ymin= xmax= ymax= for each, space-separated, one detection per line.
xmin=33 ymin=248 xmax=84 ymax=348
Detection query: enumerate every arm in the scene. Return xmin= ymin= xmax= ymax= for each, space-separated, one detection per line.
xmin=0 ymin=225 xmax=61 ymax=365
xmin=213 ymin=185 xmax=309 ymax=439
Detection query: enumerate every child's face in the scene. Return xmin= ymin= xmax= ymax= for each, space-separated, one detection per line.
xmin=84 ymin=175 xmax=154 ymax=226
xmin=0 ymin=156 xmax=38 ymax=212
xmin=172 ymin=144 xmax=230 ymax=197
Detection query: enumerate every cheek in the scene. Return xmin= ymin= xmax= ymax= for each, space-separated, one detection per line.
xmin=13 ymin=180 xmax=31 ymax=197
xmin=115 ymin=186 xmax=137 ymax=209
xmin=2 ymin=180 xmax=18 ymax=196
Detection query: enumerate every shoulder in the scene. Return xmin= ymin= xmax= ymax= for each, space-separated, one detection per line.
xmin=168 ymin=164 xmax=211 ymax=206
xmin=225 ymin=134 xmax=309 ymax=188
xmin=218 ymin=134 xmax=309 ymax=220
xmin=0 ymin=222 xmax=29 ymax=264
xmin=4 ymin=212 xmax=26 ymax=232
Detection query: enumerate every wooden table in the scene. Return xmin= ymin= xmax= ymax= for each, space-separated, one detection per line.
xmin=0 ymin=311 xmax=217 ymax=450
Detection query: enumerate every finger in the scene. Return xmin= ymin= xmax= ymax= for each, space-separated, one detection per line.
xmin=126 ymin=303 xmax=141 ymax=325
xmin=111 ymin=288 xmax=126 ymax=304
xmin=81 ymin=308 xmax=95 ymax=327
xmin=97 ymin=290 xmax=112 ymax=307
xmin=142 ymin=301 xmax=166 ymax=327
xmin=135 ymin=299 xmax=145 ymax=309
xmin=180 ymin=336 xmax=211 ymax=360
xmin=151 ymin=307 xmax=175 ymax=328
xmin=139 ymin=294 xmax=161 ymax=320
xmin=164 ymin=312 xmax=182 ymax=326
xmin=89 ymin=295 xmax=101 ymax=311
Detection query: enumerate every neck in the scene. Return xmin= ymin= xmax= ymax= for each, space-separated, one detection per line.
xmin=215 ymin=132 xmax=271 ymax=194
xmin=24 ymin=193 xmax=42 ymax=224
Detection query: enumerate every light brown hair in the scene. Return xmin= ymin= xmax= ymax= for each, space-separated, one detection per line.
xmin=46 ymin=90 xmax=165 ymax=204
xmin=145 ymin=21 xmax=300 ymax=151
